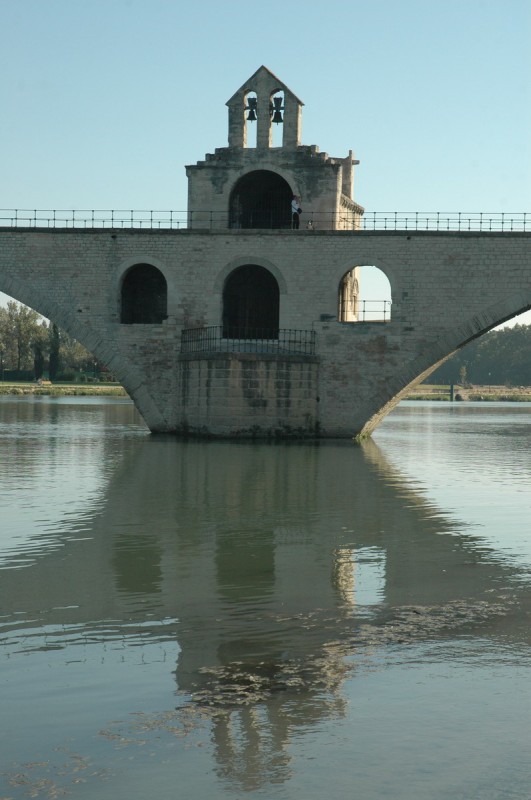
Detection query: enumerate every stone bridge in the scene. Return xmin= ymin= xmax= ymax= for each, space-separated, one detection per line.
xmin=0 ymin=225 xmax=530 ymax=438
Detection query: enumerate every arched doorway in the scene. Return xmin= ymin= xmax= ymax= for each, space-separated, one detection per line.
xmin=338 ymin=266 xmax=392 ymax=322
xmin=229 ymin=170 xmax=293 ymax=229
xmin=222 ymin=265 xmax=280 ymax=338
xmin=121 ymin=264 xmax=168 ymax=324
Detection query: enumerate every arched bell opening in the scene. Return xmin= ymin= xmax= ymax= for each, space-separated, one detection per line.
xmin=228 ymin=170 xmax=293 ymax=229
xmin=243 ymin=91 xmax=258 ymax=148
xmin=222 ymin=264 xmax=280 ymax=339
xmin=338 ymin=266 xmax=392 ymax=322
xmin=121 ymin=264 xmax=168 ymax=324
xmin=269 ymin=90 xmax=285 ymax=147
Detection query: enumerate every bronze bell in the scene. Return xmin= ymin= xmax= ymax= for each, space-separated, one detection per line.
xmin=247 ymin=107 xmax=257 ymax=121
xmin=270 ymin=95 xmax=283 ymax=123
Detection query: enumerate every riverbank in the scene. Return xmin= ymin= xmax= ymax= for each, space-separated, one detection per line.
xmin=407 ymin=384 xmax=531 ymax=401
xmin=1 ymin=381 xmax=530 ymax=402
xmin=0 ymin=382 xmax=128 ymax=397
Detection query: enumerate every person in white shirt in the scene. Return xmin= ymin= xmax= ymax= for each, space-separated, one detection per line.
xmin=291 ymin=195 xmax=301 ymax=229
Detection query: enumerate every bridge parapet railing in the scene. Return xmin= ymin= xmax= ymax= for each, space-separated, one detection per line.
xmin=356 ymin=300 xmax=392 ymax=322
xmin=0 ymin=209 xmax=189 ymax=229
xmin=1 ymin=209 xmax=529 ymax=232
xmin=180 ymin=326 xmax=316 ymax=356
xmin=360 ymin=211 xmax=529 ymax=232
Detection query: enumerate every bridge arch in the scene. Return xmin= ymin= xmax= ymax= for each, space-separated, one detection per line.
xmin=120 ymin=263 xmax=168 ymax=325
xmin=1 ymin=227 xmax=530 ymax=438
xmin=222 ymin=264 xmax=280 ymax=338
xmin=214 ymin=256 xmax=287 ymax=296
xmin=360 ymin=290 xmax=531 ymax=438
xmin=229 ymin=170 xmax=293 ymax=229
xmin=338 ymin=265 xmax=393 ymax=322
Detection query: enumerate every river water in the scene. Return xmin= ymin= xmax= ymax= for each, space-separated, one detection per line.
xmin=1 ymin=396 xmax=530 ymax=799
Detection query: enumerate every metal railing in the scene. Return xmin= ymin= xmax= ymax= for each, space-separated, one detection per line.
xmin=359 ymin=211 xmax=529 ymax=232
xmin=0 ymin=209 xmax=189 ymax=229
xmin=0 ymin=209 xmax=529 ymax=232
xmin=180 ymin=326 xmax=316 ymax=356
xmin=356 ymin=300 xmax=392 ymax=322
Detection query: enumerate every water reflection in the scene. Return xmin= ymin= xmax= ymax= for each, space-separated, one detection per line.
xmin=2 ymin=399 xmax=530 ymax=795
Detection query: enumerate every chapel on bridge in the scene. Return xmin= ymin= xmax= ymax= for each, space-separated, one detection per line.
xmin=185 ymin=65 xmax=364 ymax=234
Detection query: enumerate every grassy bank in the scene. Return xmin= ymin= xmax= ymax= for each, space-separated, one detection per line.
xmin=407 ymin=384 xmax=531 ymax=402
xmin=1 ymin=381 xmax=530 ymax=402
xmin=0 ymin=382 xmax=128 ymax=397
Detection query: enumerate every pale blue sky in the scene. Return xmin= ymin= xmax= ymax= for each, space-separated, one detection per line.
xmin=1 ymin=0 xmax=530 ymax=321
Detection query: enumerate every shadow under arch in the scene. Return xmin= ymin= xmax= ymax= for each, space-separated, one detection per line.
xmin=222 ymin=264 xmax=280 ymax=338
xmin=120 ymin=263 xmax=168 ymax=324
xmin=360 ymin=292 xmax=531 ymax=439
xmin=229 ymin=170 xmax=293 ymax=229
xmin=0 ymin=281 xmax=167 ymax=431
xmin=214 ymin=257 xmax=287 ymax=296
xmin=338 ymin=265 xmax=392 ymax=322
xmin=407 ymin=293 xmax=531 ymax=389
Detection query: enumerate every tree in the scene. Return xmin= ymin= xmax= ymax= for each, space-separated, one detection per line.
xmin=58 ymin=330 xmax=97 ymax=374
xmin=33 ymin=322 xmax=49 ymax=380
xmin=431 ymin=324 xmax=531 ymax=386
xmin=0 ymin=300 xmax=109 ymax=380
xmin=0 ymin=300 xmax=43 ymax=372
xmin=48 ymin=323 xmax=61 ymax=380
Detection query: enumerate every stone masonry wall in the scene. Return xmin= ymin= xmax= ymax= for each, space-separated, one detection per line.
xmin=0 ymin=228 xmax=530 ymax=437
xmin=177 ymin=354 xmax=319 ymax=437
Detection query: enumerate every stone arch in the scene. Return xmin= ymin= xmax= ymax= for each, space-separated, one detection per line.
xmin=229 ymin=170 xmax=293 ymax=229
xmin=214 ymin=256 xmax=287 ymax=296
xmin=338 ymin=265 xmax=392 ymax=322
xmin=222 ymin=264 xmax=280 ymax=338
xmin=120 ymin=263 xmax=168 ymax=324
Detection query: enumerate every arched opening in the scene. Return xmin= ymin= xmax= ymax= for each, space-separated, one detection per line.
xmin=339 ymin=266 xmax=392 ymax=322
xmin=270 ymin=90 xmax=284 ymax=147
xmin=222 ymin=265 xmax=280 ymax=339
xmin=244 ymin=91 xmax=257 ymax=148
xmin=0 ymin=295 xmax=113 ymax=383
xmin=229 ymin=170 xmax=293 ymax=229
xmin=121 ymin=264 xmax=167 ymax=324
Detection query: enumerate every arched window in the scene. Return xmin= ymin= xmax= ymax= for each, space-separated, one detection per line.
xmin=243 ymin=91 xmax=258 ymax=148
xmin=270 ymin=90 xmax=285 ymax=147
xmin=229 ymin=170 xmax=293 ymax=229
xmin=222 ymin=265 xmax=279 ymax=339
xmin=339 ymin=266 xmax=392 ymax=322
xmin=121 ymin=264 xmax=167 ymax=324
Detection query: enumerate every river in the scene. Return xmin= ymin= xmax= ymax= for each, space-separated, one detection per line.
xmin=1 ymin=396 xmax=530 ymax=799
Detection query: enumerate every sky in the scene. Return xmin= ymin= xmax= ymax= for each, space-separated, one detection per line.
xmin=1 ymin=0 xmax=530 ymax=322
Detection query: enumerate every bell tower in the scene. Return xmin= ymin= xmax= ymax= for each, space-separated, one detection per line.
xmin=186 ymin=66 xmax=364 ymax=230
xmin=226 ymin=64 xmax=302 ymax=150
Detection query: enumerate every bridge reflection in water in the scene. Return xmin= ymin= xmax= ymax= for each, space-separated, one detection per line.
xmin=1 ymin=398 xmax=528 ymax=794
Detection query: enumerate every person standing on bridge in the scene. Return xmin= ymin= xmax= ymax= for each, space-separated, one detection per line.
xmin=291 ymin=195 xmax=302 ymax=229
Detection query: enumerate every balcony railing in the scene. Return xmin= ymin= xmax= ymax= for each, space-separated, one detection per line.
xmin=180 ymin=326 xmax=316 ymax=356
xmin=0 ymin=209 xmax=529 ymax=232
xmin=356 ymin=300 xmax=392 ymax=322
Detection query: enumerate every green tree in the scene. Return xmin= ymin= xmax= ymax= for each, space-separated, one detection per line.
xmin=58 ymin=330 xmax=97 ymax=374
xmin=48 ymin=323 xmax=61 ymax=380
xmin=0 ymin=300 xmax=43 ymax=372
xmin=0 ymin=300 xmax=109 ymax=381
xmin=431 ymin=324 xmax=531 ymax=386
xmin=33 ymin=323 xmax=48 ymax=379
